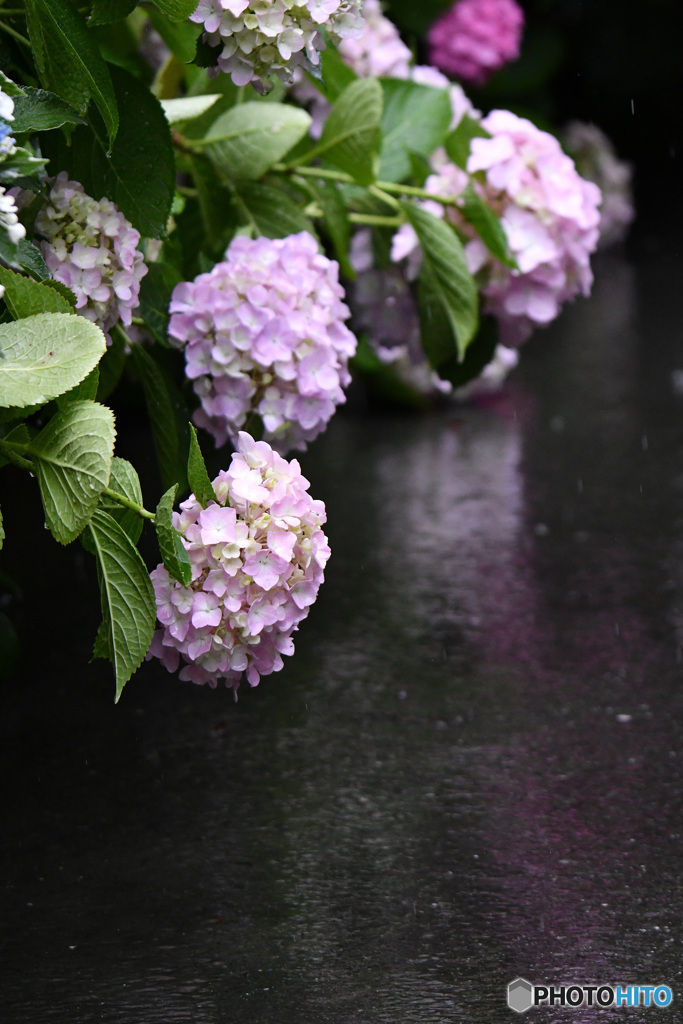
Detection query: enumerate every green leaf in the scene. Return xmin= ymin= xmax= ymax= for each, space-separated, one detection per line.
xmin=444 ymin=115 xmax=490 ymax=171
xmin=95 ymin=326 xmax=126 ymax=402
xmin=151 ymin=0 xmax=199 ymax=20
xmin=187 ymin=154 xmax=238 ymax=257
xmin=155 ymin=483 xmax=192 ymax=586
xmin=0 ymin=313 xmax=107 ymax=410
xmin=42 ymin=280 xmax=77 ymax=307
xmin=138 ymin=261 xmax=182 ymax=346
xmin=0 ymin=266 xmax=75 ymax=320
xmin=30 ymin=400 xmax=115 ymax=545
xmin=100 ymin=456 xmax=145 ymax=546
xmin=56 ymin=367 xmax=100 ymax=408
xmin=314 ymin=78 xmax=383 ymax=186
xmin=130 ymin=344 xmax=179 ymax=491
xmin=88 ymin=0 xmax=137 ymax=25
xmin=148 ymin=9 xmax=202 ymax=64
xmin=187 ymin=424 xmax=217 ymax=507
xmin=16 ymin=241 xmax=50 ymax=282
xmin=200 ymin=102 xmax=311 ymax=182
xmin=460 ymin=183 xmax=517 ymax=268
xmin=304 ymin=178 xmax=353 ymax=278
xmin=25 ymin=0 xmax=118 ymax=147
xmin=11 ymin=87 xmax=86 ymax=133
xmin=87 ymin=509 xmax=156 ymax=701
xmin=379 ymin=79 xmax=452 ymax=184
xmin=402 ymin=202 xmax=478 ymax=362
xmin=63 ymin=65 xmax=175 ymax=239
xmin=0 ymin=227 xmax=20 ymax=271
xmin=316 ymin=44 xmax=358 ymax=101
xmin=0 ymin=71 xmax=25 ymax=99
xmin=433 ymin=316 xmax=499 ymax=390
xmin=234 ymin=181 xmax=316 ymax=239
xmin=161 ymin=95 xmax=221 ymax=125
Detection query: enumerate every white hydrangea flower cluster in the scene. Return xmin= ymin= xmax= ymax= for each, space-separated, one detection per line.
xmin=0 ymin=85 xmax=24 ymax=251
xmin=148 ymin=431 xmax=330 ymax=695
xmin=34 ymin=172 xmax=147 ymax=335
xmin=169 ymin=231 xmax=357 ymax=453
xmin=0 ymin=187 xmax=25 ymax=246
xmin=191 ymin=0 xmax=365 ymax=88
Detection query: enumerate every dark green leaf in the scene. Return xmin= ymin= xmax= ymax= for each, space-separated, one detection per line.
xmin=304 ymin=178 xmax=353 ymax=278
xmin=88 ymin=0 xmax=137 ymax=25
xmin=444 ymin=115 xmax=490 ymax=171
xmin=314 ymin=78 xmax=383 ymax=186
xmin=64 ymin=65 xmax=175 ymax=238
xmin=11 ymin=87 xmax=86 ymax=133
xmin=130 ymin=344 xmax=179 ymax=490
xmin=460 ymin=183 xmax=517 ymax=268
xmin=95 ymin=326 xmax=126 ymax=402
xmin=42 ymin=280 xmax=77 ymax=307
xmin=0 ymin=72 xmax=25 ymax=99
xmin=0 ymin=266 xmax=75 ymax=320
xmin=0 ymin=312 xmax=106 ymax=409
xmin=16 ymin=240 xmax=49 ymax=282
xmin=155 ymin=483 xmax=192 ymax=586
xmin=0 ymin=227 xmax=20 ymax=270
xmin=187 ymin=423 xmax=217 ymax=507
xmin=87 ymin=509 xmax=156 ymax=701
xmin=351 ymin=334 xmax=429 ymax=410
xmin=316 ymin=44 xmax=358 ymax=101
xmin=201 ymin=102 xmax=311 ymax=182
xmin=234 ymin=181 xmax=316 ymax=239
xmin=379 ymin=79 xmax=452 ymax=183
xmin=25 ymin=0 xmax=118 ymax=147
xmin=30 ymin=400 xmax=115 ymax=544
xmin=138 ymin=261 xmax=182 ymax=345
xmin=151 ymin=0 xmax=199 ymax=20
xmin=433 ymin=316 xmax=498 ymax=389
xmin=186 ymin=154 xmax=238 ymax=256
xmin=402 ymin=202 xmax=478 ymax=361
xmin=0 ymin=423 xmax=30 ymax=469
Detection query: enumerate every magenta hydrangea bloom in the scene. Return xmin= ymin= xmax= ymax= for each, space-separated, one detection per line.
xmin=35 ymin=172 xmax=147 ymax=334
xmin=427 ymin=0 xmax=524 ymax=85
xmin=191 ymin=0 xmax=364 ymax=88
xmin=148 ymin=432 xmax=330 ymax=695
xmin=169 ymin=231 xmax=357 ymax=452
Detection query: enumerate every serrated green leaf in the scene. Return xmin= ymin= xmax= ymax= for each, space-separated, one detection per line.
xmin=161 ymin=94 xmax=221 ymax=125
xmin=56 ymin=367 xmax=100 ymax=408
xmin=313 ymin=78 xmax=383 ymax=186
xmin=444 ymin=115 xmax=490 ymax=171
xmin=130 ymin=344 xmax=179 ymax=491
xmin=155 ymin=483 xmax=192 ymax=586
xmin=61 ymin=65 xmax=175 ymax=238
xmin=11 ymin=87 xmax=86 ymax=133
xmin=16 ymin=241 xmax=50 ymax=282
xmin=148 ymin=9 xmax=202 ymax=64
xmin=151 ymin=0 xmax=198 ymax=19
xmin=0 ymin=266 xmax=75 ymax=320
xmin=234 ymin=181 xmax=316 ymax=239
xmin=87 ymin=509 xmax=156 ymax=701
xmin=402 ymin=202 xmax=478 ymax=362
xmin=30 ymin=400 xmax=115 ymax=545
xmin=25 ymin=0 xmax=118 ymax=147
xmin=88 ymin=0 xmax=137 ymax=26
xmin=0 ymin=313 xmax=106 ymax=409
xmin=201 ymin=102 xmax=311 ymax=182
xmin=100 ymin=456 xmax=145 ymax=546
xmin=460 ymin=183 xmax=517 ymax=268
xmin=42 ymin=280 xmax=77 ymax=307
xmin=379 ymin=79 xmax=452 ymax=184
xmin=0 ymin=71 xmax=25 ymax=99
xmin=187 ymin=424 xmax=217 ymax=507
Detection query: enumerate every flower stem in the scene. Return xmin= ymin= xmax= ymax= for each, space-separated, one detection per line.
xmin=0 ymin=18 xmax=29 ymax=47
xmin=273 ymin=163 xmax=462 ymax=208
xmin=103 ymin=487 xmax=156 ymax=521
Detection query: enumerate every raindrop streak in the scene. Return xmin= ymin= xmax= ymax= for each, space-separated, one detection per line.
xmin=631 ymin=98 xmax=635 ymax=115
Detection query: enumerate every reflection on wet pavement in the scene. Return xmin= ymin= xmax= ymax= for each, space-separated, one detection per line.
xmin=2 ymin=251 xmax=683 ymax=1022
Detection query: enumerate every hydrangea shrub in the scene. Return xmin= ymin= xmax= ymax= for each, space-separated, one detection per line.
xmin=427 ymin=0 xmax=525 ymax=85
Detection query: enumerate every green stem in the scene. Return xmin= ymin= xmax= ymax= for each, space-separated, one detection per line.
xmin=0 ymin=438 xmax=32 ymax=471
xmin=104 ymin=487 xmax=156 ymax=521
xmin=0 ymin=18 xmax=29 ymax=46
xmin=348 ymin=213 xmax=402 ymax=227
xmin=274 ymin=163 xmax=462 ymax=209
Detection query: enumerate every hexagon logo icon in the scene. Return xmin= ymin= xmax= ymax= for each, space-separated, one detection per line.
xmin=508 ymin=978 xmax=533 ymax=1013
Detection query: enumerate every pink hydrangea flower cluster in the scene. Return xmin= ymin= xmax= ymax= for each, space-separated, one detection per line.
xmin=337 ymin=0 xmax=411 ymax=78
xmin=391 ymin=112 xmax=602 ymax=346
xmin=148 ymin=431 xmax=330 ymax=694
xmin=35 ymin=172 xmax=147 ymax=334
xmin=466 ymin=111 xmax=602 ymax=345
xmin=169 ymin=231 xmax=357 ymax=452
xmin=562 ymin=121 xmax=635 ymax=248
xmin=191 ymin=0 xmax=365 ymax=88
xmin=427 ymin=0 xmax=524 ymax=85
